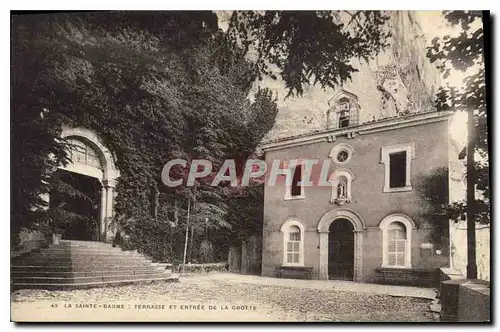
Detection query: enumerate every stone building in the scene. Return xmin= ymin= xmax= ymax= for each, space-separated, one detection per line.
xmin=258 ymin=11 xmax=453 ymax=285
xmin=260 ymin=110 xmax=452 ymax=284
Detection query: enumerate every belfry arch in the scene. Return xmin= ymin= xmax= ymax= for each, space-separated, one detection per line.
xmin=57 ymin=126 xmax=120 ymax=242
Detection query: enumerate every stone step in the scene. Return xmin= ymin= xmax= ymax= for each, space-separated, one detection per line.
xmin=11 ymin=268 xmax=164 ymax=278
xmin=10 ymin=240 xmax=175 ymax=290
xmin=19 ymin=251 xmax=145 ymax=260
xmin=11 ymin=275 xmax=180 ymax=290
xmin=48 ymin=246 xmax=117 ymax=251
xmin=12 ymin=257 xmax=153 ymax=265
xmin=11 ymin=264 xmax=157 ymax=272
xmin=50 ymin=241 xmax=119 ymax=246
xmin=12 ymin=272 xmax=172 ymax=284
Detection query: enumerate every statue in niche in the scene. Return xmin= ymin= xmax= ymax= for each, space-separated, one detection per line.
xmin=337 ymin=181 xmax=346 ymax=199
xmin=334 ymin=176 xmax=349 ymax=205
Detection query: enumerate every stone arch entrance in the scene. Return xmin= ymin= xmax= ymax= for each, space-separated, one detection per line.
xmin=317 ymin=208 xmax=365 ymax=281
xmin=57 ymin=126 xmax=120 ymax=243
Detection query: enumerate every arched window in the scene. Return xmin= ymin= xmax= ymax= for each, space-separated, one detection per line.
xmin=379 ymin=214 xmax=415 ymax=268
xmin=280 ymin=219 xmax=305 ymax=267
xmin=327 ymin=90 xmax=360 ymax=129
xmin=387 ymin=222 xmax=407 ymax=267
xmin=68 ymin=138 xmax=102 ymax=169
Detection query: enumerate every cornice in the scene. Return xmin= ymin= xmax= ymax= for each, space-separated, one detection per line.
xmin=260 ymin=111 xmax=453 ymax=152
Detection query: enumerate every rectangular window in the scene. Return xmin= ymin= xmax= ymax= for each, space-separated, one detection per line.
xmin=286 ymin=240 xmax=300 ymax=263
xmin=291 ymin=165 xmax=302 ymax=197
xmin=389 ymin=151 xmax=407 ymax=188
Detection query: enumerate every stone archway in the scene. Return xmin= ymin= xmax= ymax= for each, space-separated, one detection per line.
xmin=317 ymin=208 xmax=365 ymax=281
xmin=58 ymin=126 xmax=120 ymax=243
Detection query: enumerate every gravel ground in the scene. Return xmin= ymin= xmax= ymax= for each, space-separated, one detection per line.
xmin=11 ymin=274 xmax=438 ymax=322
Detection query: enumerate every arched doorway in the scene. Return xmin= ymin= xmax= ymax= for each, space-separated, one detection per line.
xmin=50 ymin=169 xmax=102 ymax=241
xmin=51 ymin=126 xmax=120 ymax=243
xmin=328 ymin=218 xmax=354 ymax=280
xmin=317 ymin=208 xmax=365 ymax=281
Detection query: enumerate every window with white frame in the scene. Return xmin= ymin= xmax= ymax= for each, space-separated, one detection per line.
xmin=286 ymin=225 xmax=301 ymax=264
xmin=280 ymin=219 xmax=305 ymax=266
xmin=387 ymin=222 xmax=407 ymax=267
xmin=379 ymin=214 xmax=414 ymax=269
xmin=380 ymin=143 xmax=415 ymax=193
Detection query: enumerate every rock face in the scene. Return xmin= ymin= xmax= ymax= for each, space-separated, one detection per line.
xmin=255 ymin=11 xmax=441 ymax=142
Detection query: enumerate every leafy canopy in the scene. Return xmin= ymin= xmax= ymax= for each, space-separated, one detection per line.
xmin=427 ymin=10 xmax=489 ymax=224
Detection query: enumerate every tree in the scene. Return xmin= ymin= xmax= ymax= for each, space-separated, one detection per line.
xmin=11 ymin=11 xmax=391 ymax=255
xmin=426 ymin=10 xmax=489 ymax=278
xmin=228 ymin=11 xmax=391 ymax=97
xmin=10 ymin=12 xmax=279 ymax=259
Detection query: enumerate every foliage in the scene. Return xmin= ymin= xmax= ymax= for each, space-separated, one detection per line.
xmin=228 ymin=11 xmax=391 ymax=97
xmin=226 ymin=183 xmax=265 ymax=244
xmin=12 ymin=11 xmax=391 ymax=257
xmin=11 ymin=12 xmax=278 ymax=259
xmin=199 ymin=240 xmax=215 ymax=263
xmin=414 ymin=168 xmax=449 ymax=251
xmin=426 ymin=10 xmax=489 ymax=224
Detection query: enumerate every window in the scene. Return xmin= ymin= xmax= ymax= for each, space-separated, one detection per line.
xmin=338 ymin=98 xmax=351 ymax=128
xmin=284 ymin=162 xmax=305 ymax=200
xmin=339 ymin=111 xmax=350 ymax=128
xmin=291 ymin=165 xmax=302 ymax=197
xmin=68 ymin=138 xmax=102 ymax=169
xmin=326 ymin=91 xmax=359 ymax=129
xmin=280 ymin=220 xmax=305 ymax=267
xmin=380 ymin=143 xmax=414 ymax=193
xmin=389 ymin=151 xmax=407 ymax=188
xmin=379 ymin=214 xmax=414 ymax=269
xmin=337 ymin=150 xmax=349 ymax=163
xmin=286 ymin=226 xmax=301 ymax=264
xmin=387 ymin=222 xmax=406 ymax=267
xmin=329 ymin=143 xmax=354 ymax=165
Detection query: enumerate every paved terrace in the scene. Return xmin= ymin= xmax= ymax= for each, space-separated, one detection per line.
xmin=194 ymin=273 xmax=437 ymax=299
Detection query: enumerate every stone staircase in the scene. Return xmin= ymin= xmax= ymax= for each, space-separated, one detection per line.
xmin=11 ymin=240 xmax=178 ymax=290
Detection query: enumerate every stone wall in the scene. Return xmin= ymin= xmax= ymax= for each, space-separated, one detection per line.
xmin=13 ymin=229 xmax=48 ymax=257
xmin=449 ymin=222 xmax=490 ymax=281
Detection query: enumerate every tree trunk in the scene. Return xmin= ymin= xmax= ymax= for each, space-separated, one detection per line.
xmin=466 ymin=108 xmax=477 ymax=279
